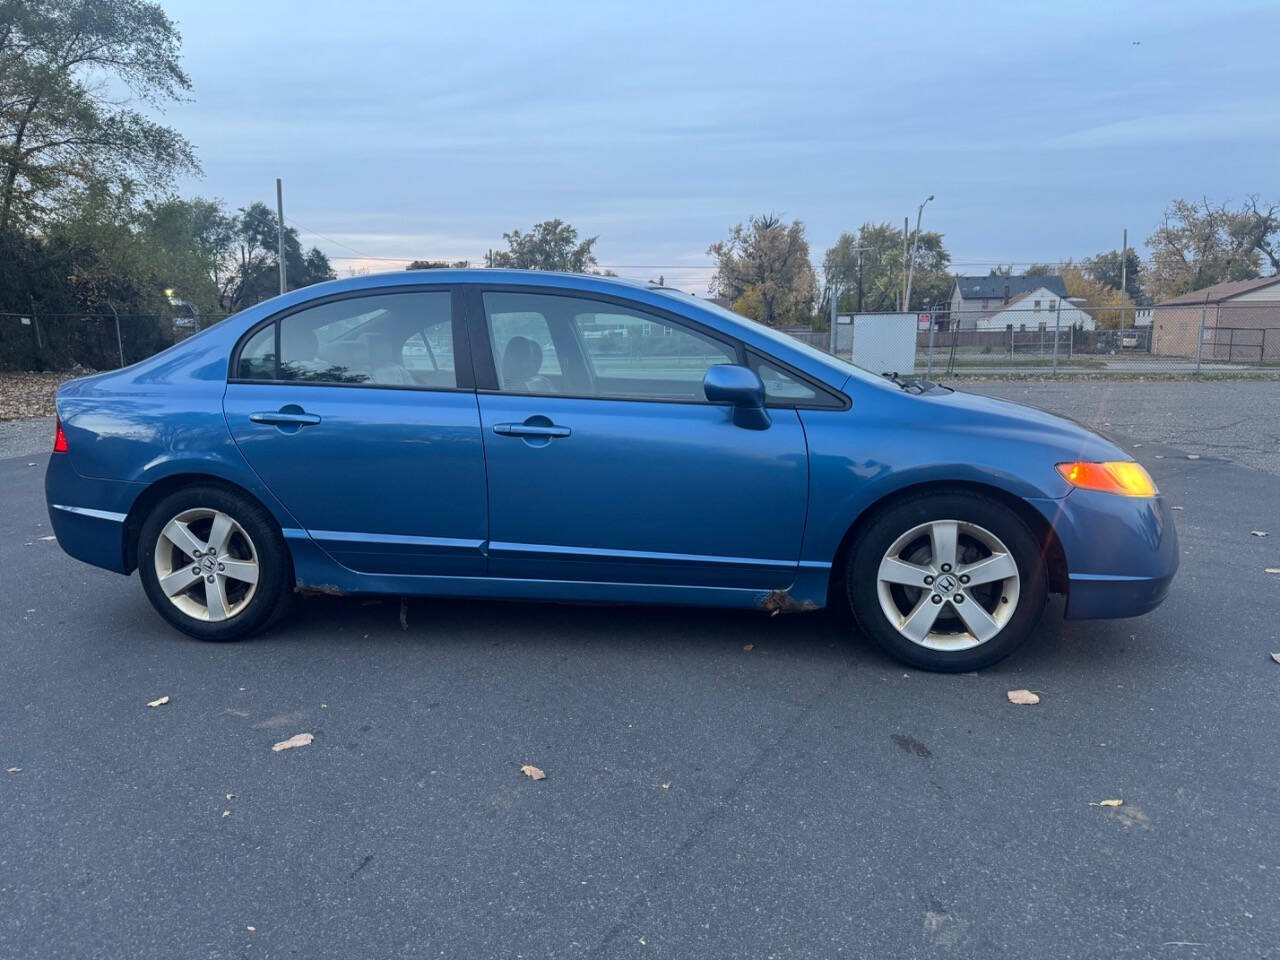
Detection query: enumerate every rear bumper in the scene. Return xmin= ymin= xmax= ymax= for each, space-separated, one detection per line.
xmin=45 ymin=453 xmax=142 ymax=575
xmin=1030 ymin=489 xmax=1179 ymax=620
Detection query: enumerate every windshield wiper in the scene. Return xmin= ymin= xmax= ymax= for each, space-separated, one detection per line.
xmin=881 ymin=371 xmax=945 ymax=394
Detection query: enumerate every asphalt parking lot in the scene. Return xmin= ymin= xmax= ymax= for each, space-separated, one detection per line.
xmin=2 ymin=379 xmax=1278 ymax=959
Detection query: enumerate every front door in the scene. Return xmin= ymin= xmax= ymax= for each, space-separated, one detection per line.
xmin=472 ymin=288 xmax=809 ymax=589
xmin=223 ymin=288 xmax=488 ymax=576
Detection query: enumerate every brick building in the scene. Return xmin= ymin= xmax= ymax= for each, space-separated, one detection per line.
xmin=1152 ymin=276 xmax=1280 ymax=361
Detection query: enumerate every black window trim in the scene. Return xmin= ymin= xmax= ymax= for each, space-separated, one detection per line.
xmin=227 ymin=284 xmax=475 ymax=393
xmin=745 ymin=348 xmax=848 ymax=410
xmin=467 ymin=284 xmax=849 ymax=411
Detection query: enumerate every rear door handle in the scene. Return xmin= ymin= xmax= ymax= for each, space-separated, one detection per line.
xmin=493 ymin=422 xmax=571 ymax=439
xmin=249 ymin=411 xmax=322 ymax=426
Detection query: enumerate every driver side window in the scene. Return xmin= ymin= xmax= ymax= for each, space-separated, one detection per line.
xmin=482 ymin=290 xmax=735 ymax=401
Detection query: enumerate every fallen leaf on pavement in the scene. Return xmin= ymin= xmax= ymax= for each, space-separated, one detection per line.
xmin=743 ymin=643 xmax=754 ymax=652
xmin=146 ymin=695 xmax=170 ymax=708
xmin=226 ymin=793 xmax=234 ymax=800
xmin=272 ymin=733 xmax=314 ymax=752
xmin=1093 ymin=798 xmax=1124 ymax=807
xmin=520 ymin=764 xmax=546 ymax=781
xmin=662 ymin=782 xmax=671 ymax=789
xmin=222 ymin=810 xmax=231 ymax=817
xmin=1006 ymin=689 xmax=1040 ymax=705
xmin=1251 ymin=530 xmax=1268 ymax=537
xmin=1271 ymin=653 xmax=1280 ymax=665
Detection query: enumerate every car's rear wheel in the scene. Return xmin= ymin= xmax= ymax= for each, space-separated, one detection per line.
xmin=137 ymin=485 xmax=292 ymax=641
xmin=846 ymin=491 xmax=1047 ymax=671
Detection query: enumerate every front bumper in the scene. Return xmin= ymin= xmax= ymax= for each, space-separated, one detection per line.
xmin=1030 ymin=489 xmax=1179 ymax=620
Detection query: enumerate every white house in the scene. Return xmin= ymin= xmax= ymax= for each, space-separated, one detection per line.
xmin=950 ymin=274 xmax=1070 ymax=329
xmin=970 ymin=287 xmax=1096 ymax=331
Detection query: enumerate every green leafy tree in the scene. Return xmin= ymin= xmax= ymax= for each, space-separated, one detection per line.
xmin=708 ymin=214 xmax=817 ymax=326
xmin=1146 ymin=197 xmax=1278 ymax=301
xmin=823 ymin=222 xmax=950 ymax=314
xmin=406 ymin=259 xmax=469 ymax=269
xmin=491 ymin=219 xmax=598 ymax=272
xmin=222 ymin=202 xmax=335 ymax=311
xmin=1082 ymin=249 xmax=1143 ymax=303
xmin=136 ymin=196 xmax=235 ymax=314
xmin=0 ymin=0 xmax=197 ymax=233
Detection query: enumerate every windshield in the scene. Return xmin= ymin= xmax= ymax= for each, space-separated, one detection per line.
xmin=648 ymin=288 xmax=895 ymax=389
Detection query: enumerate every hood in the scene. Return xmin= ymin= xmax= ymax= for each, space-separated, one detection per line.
xmin=912 ymin=387 xmax=1127 ymax=463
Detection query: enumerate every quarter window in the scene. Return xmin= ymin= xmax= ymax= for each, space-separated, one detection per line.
xmin=236 ymin=325 xmax=275 ymax=380
xmin=752 ymin=357 xmax=820 ymax=404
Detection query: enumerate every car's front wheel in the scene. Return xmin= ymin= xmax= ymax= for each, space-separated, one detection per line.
xmin=846 ymin=491 xmax=1047 ymax=672
xmin=137 ymin=485 xmax=292 ymax=641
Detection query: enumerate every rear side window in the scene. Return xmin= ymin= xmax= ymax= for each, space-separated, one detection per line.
xmin=234 ymin=291 xmax=456 ymax=388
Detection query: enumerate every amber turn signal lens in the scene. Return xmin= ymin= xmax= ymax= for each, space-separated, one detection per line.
xmin=1056 ymin=461 xmax=1157 ymax=497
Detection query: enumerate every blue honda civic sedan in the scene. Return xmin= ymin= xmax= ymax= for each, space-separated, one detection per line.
xmin=45 ymin=270 xmax=1177 ymax=671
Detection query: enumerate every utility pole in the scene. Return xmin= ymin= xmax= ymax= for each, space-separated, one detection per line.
xmin=275 ymin=178 xmax=287 ymax=295
xmin=1120 ymin=227 xmax=1128 ymax=327
xmin=828 ymin=279 xmax=838 ymax=355
xmin=904 ymin=195 xmax=934 ymax=313
xmin=856 ymin=247 xmax=865 ymax=312
xmin=901 ymin=217 xmax=909 ymax=310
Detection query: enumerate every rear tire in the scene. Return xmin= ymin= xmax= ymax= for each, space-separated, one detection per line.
xmin=846 ymin=491 xmax=1047 ymax=672
xmin=137 ymin=485 xmax=292 ymax=641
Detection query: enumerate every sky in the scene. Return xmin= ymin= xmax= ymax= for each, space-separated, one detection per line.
xmin=158 ymin=0 xmax=1280 ymax=293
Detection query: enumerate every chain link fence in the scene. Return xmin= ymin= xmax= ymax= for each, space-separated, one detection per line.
xmin=0 ymin=311 xmax=231 ymax=372
xmin=792 ymin=302 xmax=1280 ymax=376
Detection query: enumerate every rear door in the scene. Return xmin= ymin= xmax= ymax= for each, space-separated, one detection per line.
xmin=471 ymin=287 xmax=810 ymax=589
xmin=223 ymin=287 xmax=488 ymax=576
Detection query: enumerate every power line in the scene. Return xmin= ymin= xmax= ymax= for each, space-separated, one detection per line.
xmin=284 ymin=218 xmax=379 ymax=261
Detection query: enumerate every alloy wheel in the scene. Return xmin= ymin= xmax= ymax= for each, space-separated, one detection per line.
xmin=875 ymin=519 xmax=1020 ymax=651
xmin=153 ymin=508 xmax=260 ymax=622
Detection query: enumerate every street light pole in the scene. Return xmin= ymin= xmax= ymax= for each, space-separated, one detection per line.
xmin=904 ymin=194 xmax=934 ymax=313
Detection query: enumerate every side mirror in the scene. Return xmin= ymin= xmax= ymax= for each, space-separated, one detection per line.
xmin=703 ymin=364 xmax=770 ymax=430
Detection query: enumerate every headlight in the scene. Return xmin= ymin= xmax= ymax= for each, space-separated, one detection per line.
xmin=1056 ymin=461 xmax=1158 ymax=497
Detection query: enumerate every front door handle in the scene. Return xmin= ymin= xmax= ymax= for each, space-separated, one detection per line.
xmin=249 ymin=410 xmax=322 ymax=427
xmin=493 ymin=422 xmax=571 ymax=439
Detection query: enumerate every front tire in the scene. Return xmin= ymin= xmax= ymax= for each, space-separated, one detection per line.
xmin=137 ymin=485 xmax=292 ymax=641
xmin=846 ymin=491 xmax=1047 ymax=672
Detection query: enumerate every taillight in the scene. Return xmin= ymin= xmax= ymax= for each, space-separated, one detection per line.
xmin=53 ymin=416 xmax=68 ymax=453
